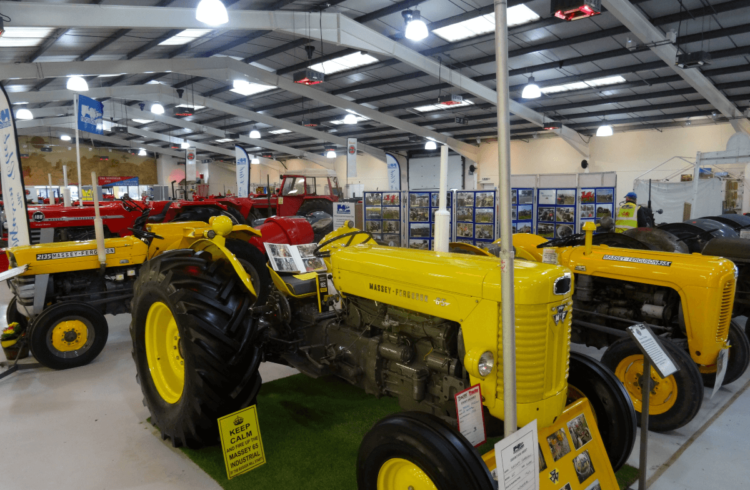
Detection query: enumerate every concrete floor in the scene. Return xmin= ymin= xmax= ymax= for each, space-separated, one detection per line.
xmin=1 ymin=282 xmax=749 ymax=489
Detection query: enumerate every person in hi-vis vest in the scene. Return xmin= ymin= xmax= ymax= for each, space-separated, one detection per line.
xmin=615 ymin=192 xmax=654 ymax=233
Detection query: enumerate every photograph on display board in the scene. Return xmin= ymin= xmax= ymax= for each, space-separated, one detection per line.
xmin=384 ymin=234 xmax=401 ymax=247
xmin=580 ymin=204 xmax=595 ymax=219
xmin=431 ymin=192 xmax=451 ymax=207
xmin=457 ymin=192 xmax=475 ymax=207
xmin=556 ymin=207 xmax=575 ymax=223
xmin=365 ymin=193 xmax=381 ymax=206
xmin=518 ymin=205 xmax=533 ymax=220
xmin=538 ymin=207 xmax=555 ymax=222
xmin=410 ymin=222 xmax=430 ymax=237
xmin=512 ymin=208 xmax=517 ymax=220
xmin=382 ymin=192 xmax=400 ymax=206
xmin=580 ymin=188 xmax=595 ymax=204
xmin=512 ymin=190 xmax=517 ymax=204
xmin=546 ymin=429 xmax=571 ymax=462
xmin=410 ymin=207 xmax=429 ymax=222
xmin=409 ymin=239 xmax=429 ymax=250
xmin=456 ymin=239 xmax=473 ymax=244
xmin=366 ymin=207 xmax=382 ymax=220
xmin=596 ymin=188 xmax=614 ymax=203
xmin=539 ymin=189 xmax=556 ymax=205
xmin=538 ymin=223 xmax=555 ymax=238
xmin=573 ymin=450 xmax=595 ymax=484
xmin=538 ymin=444 xmax=547 ymax=472
xmin=410 ymin=193 xmax=430 ymax=207
xmin=382 ymin=207 xmax=400 ymax=220
xmin=457 ymin=207 xmax=474 ymax=222
xmin=370 ymin=233 xmax=383 ymax=241
xmin=457 ymin=222 xmax=474 ymax=238
xmin=519 ymin=189 xmax=534 ymax=204
xmin=567 ymin=414 xmax=593 ymax=450
xmin=476 ymin=192 xmax=494 ymax=207
xmin=512 ymin=223 xmax=517 ymax=233
xmin=475 ymin=224 xmax=493 ymax=240
xmin=596 ymin=204 xmax=613 ymax=218
xmin=475 ymin=208 xmax=494 ymax=223
xmin=366 ymin=220 xmax=382 ymax=233
xmin=383 ymin=220 xmax=399 ymax=233
xmin=268 ymin=244 xmax=292 ymax=258
xmin=302 ymin=257 xmax=326 ymax=272
xmin=557 ymin=189 xmax=576 ymax=205
xmin=557 ymin=224 xmax=574 ymax=237
xmin=517 ymin=222 xmax=532 ymax=234
xmin=584 ymin=480 xmax=601 ymax=490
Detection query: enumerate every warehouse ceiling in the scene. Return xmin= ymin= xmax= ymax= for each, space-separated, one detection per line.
xmin=1 ymin=0 xmax=749 ymax=161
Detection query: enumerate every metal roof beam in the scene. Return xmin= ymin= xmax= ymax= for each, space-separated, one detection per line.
xmin=601 ymin=0 xmax=750 ymax=135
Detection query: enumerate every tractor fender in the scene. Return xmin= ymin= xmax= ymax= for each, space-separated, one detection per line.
xmin=247 ymin=216 xmax=314 ymax=253
xmin=188 ymin=238 xmax=257 ymax=300
xmin=508 ymin=233 xmax=547 ymax=262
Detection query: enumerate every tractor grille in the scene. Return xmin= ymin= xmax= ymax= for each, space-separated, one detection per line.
xmin=30 ymin=229 xmax=41 ymax=245
xmin=716 ymin=277 xmax=735 ymax=342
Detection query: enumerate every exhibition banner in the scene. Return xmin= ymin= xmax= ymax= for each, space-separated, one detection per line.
xmin=347 ymin=138 xmax=357 ymax=178
xmin=186 ymin=148 xmax=197 ymax=182
xmin=386 ymin=153 xmax=400 ymax=191
xmin=0 ymin=84 xmax=31 ymax=247
xmin=77 ymin=94 xmax=104 ymax=135
xmin=236 ymin=146 xmax=250 ymax=198
xmin=98 ymin=176 xmax=138 ymax=187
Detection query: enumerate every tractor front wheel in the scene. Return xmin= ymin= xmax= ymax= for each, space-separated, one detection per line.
xmin=28 ymin=302 xmax=108 ymax=370
xmin=6 ymin=296 xmax=28 ymax=332
xmin=130 ymin=249 xmax=263 ymax=448
xmin=700 ymin=319 xmax=750 ymax=387
xmin=357 ymin=412 xmax=495 ymax=490
xmin=602 ymin=337 xmax=703 ymax=432
xmin=567 ymin=352 xmax=637 ymax=472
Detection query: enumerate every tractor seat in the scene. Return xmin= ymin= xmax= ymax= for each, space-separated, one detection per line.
xmin=278 ymin=272 xmax=318 ymax=296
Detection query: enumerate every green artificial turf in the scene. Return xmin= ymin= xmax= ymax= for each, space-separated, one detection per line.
xmin=176 ymin=374 xmax=639 ymax=490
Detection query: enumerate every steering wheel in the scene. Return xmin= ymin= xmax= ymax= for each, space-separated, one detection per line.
xmin=313 ymin=231 xmax=375 ymax=257
xmin=128 ymin=227 xmax=163 ymax=242
xmin=537 ymin=233 xmax=585 ymax=249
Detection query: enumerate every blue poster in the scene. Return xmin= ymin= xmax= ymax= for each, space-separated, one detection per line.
xmin=77 ymin=94 xmax=104 ymax=135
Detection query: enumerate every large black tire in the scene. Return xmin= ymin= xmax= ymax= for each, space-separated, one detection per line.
xmin=701 ymin=319 xmax=750 ymax=387
xmin=567 ymin=352 xmax=637 ymax=472
xmin=357 ymin=411 xmax=495 ymax=490
xmin=224 ymin=238 xmax=272 ymax=306
xmin=28 ymin=302 xmax=109 ymax=370
xmin=602 ymin=338 xmax=704 ymax=432
xmin=297 ymin=199 xmax=333 ymax=242
xmin=130 ymin=249 xmax=263 ymax=448
xmin=6 ymin=296 xmax=28 ymax=331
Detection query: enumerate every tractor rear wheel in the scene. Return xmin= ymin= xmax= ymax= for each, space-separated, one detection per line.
xmin=28 ymin=302 xmax=109 ymax=370
xmin=602 ymin=338 xmax=703 ymax=432
xmin=567 ymin=352 xmax=637 ymax=472
xmin=130 ymin=249 xmax=262 ymax=448
xmin=296 ymin=199 xmax=333 ymax=242
xmin=700 ymin=319 xmax=750 ymax=387
xmin=357 ymin=411 xmax=495 ymax=490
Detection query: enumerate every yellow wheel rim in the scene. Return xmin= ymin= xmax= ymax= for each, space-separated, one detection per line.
xmin=377 ymin=458 xmax=438 ymax=490
xmin=51 ymin=320 xmax=89 ymax=352
xmin=145 ymin=302 xmax=184 ymax=404
xmin=615 ymin=354 xmax=677 ymax=415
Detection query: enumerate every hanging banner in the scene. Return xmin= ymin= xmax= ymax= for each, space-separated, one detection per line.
xmin=0 ymin=85 xmax=31 ymax=248
xmin=98 ymin=176 xmax=138 ymax=187
xmin=347 ymin=138 xmax=357 ymax=178
xmin=186 ymin=148 xmax=197 ymax=182
xmin=77 ymin=94 xmax=104 ymax=135
xmin=386 ymin=153 xmax=400 ymax=191
xmin=236 ymin=146 xmax=250 ymax=198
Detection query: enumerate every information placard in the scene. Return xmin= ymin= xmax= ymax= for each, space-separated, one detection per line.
xmin=218 ymin=405 xmax=266 ymax=480
xmin=627 ymin=324 xmax=678 ymax=379
xmin=494 ymin=419 xmax=539 ymax=490
xmin=454 ymin=384 xmax=486 ymax=447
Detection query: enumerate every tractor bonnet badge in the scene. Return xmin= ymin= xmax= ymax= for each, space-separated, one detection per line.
xmin=234 ymin=416 xmax=244 ymax=426
xmin=553 ymin=305 xmax=567 ymax=325
xmin=32 ymin=211 xmax=45 ymax=222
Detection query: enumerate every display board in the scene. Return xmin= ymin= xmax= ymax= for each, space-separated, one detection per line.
xmin=511 ymin=188 xmax=534 ymax=234
xmin=408 ymin=191 xmax=432 ymax=250
xmin=578 ymin=187 xmax=615 ymax=232
xmin=454 ymin=190 xmax=496 ymax=250
xmin=364 ymin=191 xmax=404 ymax=247
xmin=537 ymin=188 xmax=577 ymax=238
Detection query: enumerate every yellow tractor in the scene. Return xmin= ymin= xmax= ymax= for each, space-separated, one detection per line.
xmin=129 ymin=218 xmax=638 ymax=489
xmin=508 ymin=223 xmax=743 ymax=432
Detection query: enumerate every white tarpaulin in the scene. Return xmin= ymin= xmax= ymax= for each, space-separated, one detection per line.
xmin=634 ymin=179 xmax=722 ymax=224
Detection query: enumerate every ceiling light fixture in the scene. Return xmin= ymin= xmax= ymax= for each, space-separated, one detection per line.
xmin=325 ymin=147 xmax=337 ymax=158
xmin=403 ymin=10 xmax=429 ymax=41
xmin=67 ymin=76 xmax=89 ymax=92
xmin=596 ymin=123 xmax=613 ymax=137
xmin=196 ymin=0 xmax=228 ymax=26
xmin=522 ymin=76 xmax=541 ymax=99
xmin=251 ymin=156 xmax=260 ymax=164
xmin=60 ymin=134 xmax=71 ymax=141
xmin=151 ymin=103 xmax=165 ymax=115
xmin=425 ymin=141 xmax=438 ymax=150
xmin=249 ymin=129 xmax=261 ymax=139
xmin=343 ymin=114 xmax=358 ymax=125
xmin=15 ymin=108 xmax=33 ymax=120
xmin=232 ymin=79 xmax=275 ymax=97
xmin=138 ymin=148 xmax=147 ymax=156
xmin=181 ymin=141 xmax=190 ymax=149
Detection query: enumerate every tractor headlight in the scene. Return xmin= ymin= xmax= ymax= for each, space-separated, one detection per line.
xmin=478 ymin=351 xmax=495 ymax=377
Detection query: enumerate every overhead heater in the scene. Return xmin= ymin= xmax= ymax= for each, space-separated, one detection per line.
xmin=438 ymin=94 xmax=463 ymax=106
xmin=552 ymin=0 xmax=601 ymax=21
xmin=294 ymin=69 xmax=325 ymax=85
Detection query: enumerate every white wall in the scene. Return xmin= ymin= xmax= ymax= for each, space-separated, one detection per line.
xmin=475 ymin=122 xmax=738 ymax=203
xmin=408 ymin=155 xmax=463 ymax=190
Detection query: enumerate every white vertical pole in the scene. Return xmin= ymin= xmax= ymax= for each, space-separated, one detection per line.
xmin=91 ymin=171 xmax=106 ymax=266
xmin=74 ymin=95 xmax=83 ymax=207
xmin=63 ymin=165 xmax=69 ymax=187
xmin=47 ymin=173 xmax=53 ymax=204
xmin=692 ymin=152 xmax=701 ymax=218
xmin=495 ymin=0 xmax=517 ymax=436
xmin=434 ymin=145 xmax=450 ymax=252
